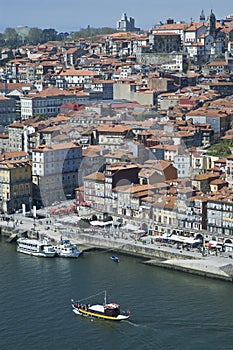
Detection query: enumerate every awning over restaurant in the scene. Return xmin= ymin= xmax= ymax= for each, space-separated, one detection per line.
xmin=155 ymin=234 xmax=201 ymax=245
xmin=90 ymin=220 xmax=113 ymax=226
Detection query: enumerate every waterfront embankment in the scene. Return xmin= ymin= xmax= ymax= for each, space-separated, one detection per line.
xmin=72 ymin=232 xmax=233 ymax=283
xmin=1 ymin=215 xmax=233 ymax=282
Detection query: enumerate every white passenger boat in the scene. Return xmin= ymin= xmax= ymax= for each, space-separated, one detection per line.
xmin=54 ymin=239 xmax=80 ymax=258
xmin=17 ymin=237 xmax=56 ymax=257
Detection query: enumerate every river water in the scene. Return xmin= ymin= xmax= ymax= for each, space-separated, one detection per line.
xmin=1 ymin=236 xmax=233 ymax=350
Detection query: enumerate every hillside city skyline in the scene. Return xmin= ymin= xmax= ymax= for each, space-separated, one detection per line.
xmin=0 ymin=0 xmax=232 ymax=33
xmin=0 ymin=0 xmax=232 ymax=233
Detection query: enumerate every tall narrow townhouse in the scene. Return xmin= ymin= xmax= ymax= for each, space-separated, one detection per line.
xmin=0 ymin=158 xmax=32 ymax=212
xmin=32 ymin=141 xmax=82 ymax=206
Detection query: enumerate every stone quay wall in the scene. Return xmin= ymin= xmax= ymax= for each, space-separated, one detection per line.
xmin=76 ymin=233 xmax=195 ymax=260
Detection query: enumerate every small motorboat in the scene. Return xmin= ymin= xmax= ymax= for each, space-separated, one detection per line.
xmin=71 ymin=290 xmax=130 ymax=321
xmin=110 ymin=256 xmax=119 ymax=263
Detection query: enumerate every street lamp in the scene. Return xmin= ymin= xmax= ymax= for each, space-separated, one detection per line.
xmin=13 ymin=191 xmax=16 ymax=205
xmin=33 ymin=216 xmax=36 ymax=231
xmin=44 ymin=199 xmax=48 ymax=218
xmin=29 ymin=196 xmax=32 ymax=213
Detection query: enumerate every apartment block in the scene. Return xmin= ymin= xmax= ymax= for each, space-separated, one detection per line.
xmin=0 ymin=95 xmax=17 ymax=126
xmin=20 ymin=87 xmax=77 ymax=120
xmin=83 ymin=162 xmax=140 ymax=215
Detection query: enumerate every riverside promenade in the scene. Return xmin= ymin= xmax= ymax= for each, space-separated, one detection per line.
xmin=2 ymin=213 xmax=233 ymax=283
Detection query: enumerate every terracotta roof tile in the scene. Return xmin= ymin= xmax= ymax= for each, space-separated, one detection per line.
xmin=84 ymin=172 xmax=105 ymax=181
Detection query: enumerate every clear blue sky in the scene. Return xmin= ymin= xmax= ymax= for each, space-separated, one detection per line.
xmin=0 ymin=0 xmax=232 ymax=33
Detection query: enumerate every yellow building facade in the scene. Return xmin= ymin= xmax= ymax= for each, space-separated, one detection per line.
xmin=0 ymin=159 xmax=32 ymax=212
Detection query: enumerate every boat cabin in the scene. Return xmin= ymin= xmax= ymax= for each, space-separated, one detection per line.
xmin=104 ymin=303 xmax=120 ymax=317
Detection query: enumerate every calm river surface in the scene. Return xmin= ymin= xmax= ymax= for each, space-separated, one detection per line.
xmin=1 ymin=236 xmax=233 ymax=350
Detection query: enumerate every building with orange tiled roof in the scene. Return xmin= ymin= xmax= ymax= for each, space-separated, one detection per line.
xmin=114 ymin=183 xmax=150 ymax=218
xmin=147 ymin=77 xmax=177 ymax=92
xmin=0 ymin=133 xmax=9 ymax=153
xmin=149 ymin=32 xmax=182 ymax=53
xmin=152 ymin=21 xmax=188 ymax=43
xmin=104 ymin=150 xmax=136 ymax=165
xmin=206 ymin=61 xmax=230 ymax=75
xmin=225 ymin=153 xmax=233 ymax=189
xmin=199 ymin=80 xmax=233 ymax=97
xmin=189 ymin=149 xmax=214 ymax=173
xmin=7 ymin=122 xmax=26 ymax=153
xmin=86 ymin=79 xmax=114 ymax=100
xmin=162 ymin=144 xmax=181 ymax=162
xmin=185 ymin=34 xmax=214 ymax=58
xmin=184 ymin=194 xmax=208 ymax=230
xmin=79 ymin=145 xmax=107 ymax=181
xmin=136 ymin=190 xmax=179 ymax=230
xmin=157 ymin=92 xmax=180 ymax=111
xmin=82 ymin=172 xmax=105 ymax=213
xmin=0 ymin=82 xmax=34 ymax=95
xmin=113 ymin=79 xmax=158 ymax=106
xmin=0 ymin=151 xmax=27 ymax=161
xmin=210 ymin=178 xmax=227 ymax=192
xmin=38 ymin=125 xmax=61 ymax=145
xmin=95 ymin=123 xmax=134 ymax=150
xmin=206 ymin=187 xmax=233 ymax=235
xmin=139 ymin=159 xmax=177 ymax=183
xmin=63 ymin=47 xmax=81 ymax=68
xmin=209 ymin=96 xmax=233 ymax=109
xmin=55 ymin=68 xmax=99 ymax=90
xmin=186 ymin=107 xmax=231 ymax=136
xmin=83 ymin=162 xmax=140 ymax=215
xmin=20 ymin=87 xmax=77 ymax=120
xmin=192 ymin=173 xmax=219 ymax=193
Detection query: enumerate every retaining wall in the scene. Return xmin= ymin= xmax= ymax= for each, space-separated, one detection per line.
xmin=76 ymin=234 xmax=193 ymax=260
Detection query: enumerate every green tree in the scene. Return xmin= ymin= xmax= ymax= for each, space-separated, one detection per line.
xmin=57 ymin=32 xmax=69 ymax=41
xmin=206 ymin=140 xmax=233 ymax=157
xmin=41 ymin=28 xmax=58 ymax=43
xmin=71 ymin=26 xmax=117 ymax=40
xmin=27 ymin=27 xmax=43 ymax=45
xmin=0 ymin=33 xmax=5 ymax=47
xmin=4 ymin=27 xmax=21 ymax=48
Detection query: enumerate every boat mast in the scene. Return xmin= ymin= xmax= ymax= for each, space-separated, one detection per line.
xmin=104 ymin=290 xmax=107 ymax=305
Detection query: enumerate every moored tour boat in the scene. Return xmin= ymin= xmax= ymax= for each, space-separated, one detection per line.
xmin=54 ymin=239 xmax=80 ymax=258
xmin=17 ymin=237 xmax=56 ymax=257
xmin=71 ymin=291 xmax=131 ymax=321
